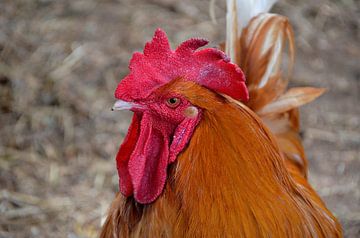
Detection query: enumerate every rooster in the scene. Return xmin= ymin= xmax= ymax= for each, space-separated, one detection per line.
xmin=101 ymin=0 xmax=342 ymax=237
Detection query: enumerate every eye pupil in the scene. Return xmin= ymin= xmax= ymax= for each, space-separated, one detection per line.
xmin=169 ymin=98 xmax=177 ymax=104
xmin=166 ymin=97 xmax=181 ymax=108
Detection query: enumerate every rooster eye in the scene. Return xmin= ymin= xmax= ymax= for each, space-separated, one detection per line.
xmin=166 ymin=97 xmax=181 ymax=108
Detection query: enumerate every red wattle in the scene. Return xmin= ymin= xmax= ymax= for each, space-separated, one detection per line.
xmin=128 ymin=113 xmax=170 ymax=204
xmin=116 ymin=112 xmax=174 ymax=204
xmin=116 ymin=113 xmax=141 ymax=196
xmin=116 ymin=110 xmax=200 ymax=204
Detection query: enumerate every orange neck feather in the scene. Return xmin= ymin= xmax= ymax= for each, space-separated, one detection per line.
xmin=169 ymin=81 xmax=341 ymax=237
xmin=101 ymin=81 xmax=341 ymax=237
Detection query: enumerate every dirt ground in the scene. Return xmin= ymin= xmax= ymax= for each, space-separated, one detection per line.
xmin=0 ymin=0 xmax=359 ymax=237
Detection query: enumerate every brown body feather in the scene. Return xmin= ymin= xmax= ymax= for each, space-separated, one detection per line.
xmin=102 ymin=3 xmax=343 ymax=237
xmin=101 ymin=81 xmax=342 ymax=237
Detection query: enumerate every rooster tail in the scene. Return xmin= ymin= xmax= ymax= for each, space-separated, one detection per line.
xmin=225 ymin=0 xmax=277 ymax=62
xmin=225 ymin=0 xmax=326 ymax=178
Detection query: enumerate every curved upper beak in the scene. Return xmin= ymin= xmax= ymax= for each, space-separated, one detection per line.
xmin=112 ymin=100 xmax=144 ymax=111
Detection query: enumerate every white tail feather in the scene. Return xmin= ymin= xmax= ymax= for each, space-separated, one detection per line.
xmin=226 ymin=0 xmax=277 ymax=62
xmin=238 ymin=0 xmax=277 ymax=31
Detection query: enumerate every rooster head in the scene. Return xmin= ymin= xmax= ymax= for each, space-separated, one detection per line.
xmin=113 ymin=28 xmax=248 ymax=204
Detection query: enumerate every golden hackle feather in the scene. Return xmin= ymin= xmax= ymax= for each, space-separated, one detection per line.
xmin=101 ymin=80 xmax=342 ymax=237
xmin=258 ymin=87 xmax=326 ymax=177
xmin=101 ymin=1 xmax=342 ymax=237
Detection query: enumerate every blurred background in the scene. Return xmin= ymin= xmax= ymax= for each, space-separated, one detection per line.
xmin=0 ymin=0 xmax=359 ymax=237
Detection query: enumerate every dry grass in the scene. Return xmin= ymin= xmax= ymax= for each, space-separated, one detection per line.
xmin=0 ymin=0 xmax=359 ymax=237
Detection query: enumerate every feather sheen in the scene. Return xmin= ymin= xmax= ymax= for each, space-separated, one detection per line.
xmin=101 ymin=1 xmax=343 ymax=237
xmin=223 ymin=3 xmax=341 ymax=236
xmin=101 ymin=81 xmax=342 ymax=237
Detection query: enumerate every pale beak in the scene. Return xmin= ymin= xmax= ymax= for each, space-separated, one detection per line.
xmin=111 ymin=100 xmax=143 ymax=111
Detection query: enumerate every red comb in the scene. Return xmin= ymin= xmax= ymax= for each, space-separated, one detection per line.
xmin=115 ymin=28 xmax=248 ymax=101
